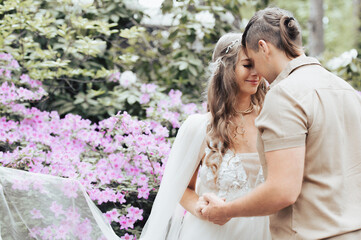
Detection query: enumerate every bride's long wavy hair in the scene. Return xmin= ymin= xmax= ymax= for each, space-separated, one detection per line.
xmin=204 ymin=33 xmax=267 ymax=181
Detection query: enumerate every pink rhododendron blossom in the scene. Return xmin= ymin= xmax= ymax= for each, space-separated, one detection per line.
xmin=12 ymin=179 xmax=31 ymax=191
xmin=9 ymin=59 xmax=20 ymax=68
xmin=127 ymin=206 xmax=143 ymax=221
xmin=41 ymin=226 xmax=54 ymax=239
xmin=140 ymin=83 xmax=157 ymax=93
xmin=30 ymin=208 xmax=44 ymax=219
xmin=105 ymin=208 xmax=120 ymax=223
xmin=121 ymin=233 xmax=135 ymax=240
xmin=75 ymin=218 xmax=93 ymax=239
xmin=0 ymin=53 xmax=12 ymax=61
xmin=29 ymin=227 xmax=41 ymax=238
xmin=137 ymin=186 xmax=150 ymax=199
xmin=168 ymin=89 xmax=182 ymax=106
xmin=50 ymin=201 xmax=65 ymax=217
xmin=65 ymin=207 xmax=81 ymax=225
xmin=182 ymin=103 xmax=198 ymax=115
xmin=61 ymin=180 xmax=79 ymax=198
xmin=139 ymin=93 xmax=150 ymax=104
xmin=109 ymin=71 xmax=121 ymax=82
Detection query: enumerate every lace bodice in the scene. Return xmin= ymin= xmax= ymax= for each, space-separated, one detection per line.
xmin=197 ymin=146 xmax=264 ymax=202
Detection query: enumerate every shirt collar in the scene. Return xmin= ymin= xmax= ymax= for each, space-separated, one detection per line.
xmin=269 ymin=54 xmax=321 ymax=88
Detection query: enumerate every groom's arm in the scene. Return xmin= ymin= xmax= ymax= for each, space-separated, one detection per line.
xmin=202 ymin=146 xmax=305 ymax=221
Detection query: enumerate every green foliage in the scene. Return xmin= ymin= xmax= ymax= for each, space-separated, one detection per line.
xmin=118 ymin=0 xmax=254 ymax=99
xmin=0 ymin=0 xmax=255 ymax=121
xmin=1 ymin=0 xmax=359 ymax=122
xmin=0 ymin=0 xmax=122 ymax=120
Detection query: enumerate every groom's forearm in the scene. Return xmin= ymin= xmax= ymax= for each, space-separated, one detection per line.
xmin=224 ymin=146 xmax=305 ymax=218
xmin=224 ymin=180 xmax=295 ymax=217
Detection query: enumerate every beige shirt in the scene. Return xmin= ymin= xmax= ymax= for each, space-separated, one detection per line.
xmin=256 ymin=55 xmax=361 ymax=239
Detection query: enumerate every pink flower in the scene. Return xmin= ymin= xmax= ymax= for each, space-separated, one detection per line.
xmin=168 ymin=89 xmax=182 ymax=106
xmin=108 ymin=71 xmax=120 ymax=82
xmin=140 ymin=83 xmax=157 ymax=93
xmin=12 ymin=179 xmax=30 ymax=191
xmin=55 ymin=224 xmax=70 ymax=239
xmin=75 ymin=218 xmax=92 ymax=239
xmin=65 ymin=207 xmax=81 ymax=225
xmin=104 ymin=209 xmax=120 ymax=223
xmin=30 ymin=208 xmax=44 ymax=219
xmin=137 ymin=174 xmax=149 ymax=187
xmin=9 ymin=59 xmax=20 ymax=68
xmin=41 ymin=226 xmax=54 ymax=239
xmin=127 ymin=206 xmax=143 ymax=221
xmin=29 ymin=227 xmax=41 ymax=238
xmin=139 ymin=93 xmax=150 ymax=104
xmin=121 ymin=233 xmax=135 ymax=240
xmin=137 ymin=186 xmax=150 ymax=199
xmin=182 ymin=103 xmax=198 ymax=115
xmin=0 ymin=53 xmax=12 ymax=61
xmin=117 ymin=193 xmax=126 ymax=204
xmin=4 ymin=69 xmax=11 ymax=79
xmin=61 ymin=180 xmax=79 ymax=198
xmin=50 ymin=201 xmax=64 ymax=217
xmin=118 ymin=215 xmax=133 ymax=230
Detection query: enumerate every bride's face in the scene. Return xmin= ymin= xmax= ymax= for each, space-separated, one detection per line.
xmin=235 ymin=50 xmax=261 ymax=96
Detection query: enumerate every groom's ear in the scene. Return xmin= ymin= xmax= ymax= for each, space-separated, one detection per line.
xmin=258 ymin=40 xmax=270 ymax=57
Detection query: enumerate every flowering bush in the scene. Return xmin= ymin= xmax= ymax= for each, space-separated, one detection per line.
xmin=0 ymin=54 xmax=195 ymax=238
xmin=102 ymin=70 xmax=206 ymax=137
xmin=326 ymin=49 xmax=361 ymax=90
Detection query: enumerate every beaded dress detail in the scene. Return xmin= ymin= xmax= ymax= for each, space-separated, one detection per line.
xmin=178 ymin=144 xmax=271 ymax=240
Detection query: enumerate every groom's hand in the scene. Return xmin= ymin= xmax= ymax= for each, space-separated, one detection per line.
xmin=201 ymin=193 xmax=231 ymax=225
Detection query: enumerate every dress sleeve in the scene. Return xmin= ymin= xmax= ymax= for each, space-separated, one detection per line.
xmin=255 ymin=86 xmax=308 ymax=152
xmin=140 ymin=114 xmax=208 ymax=240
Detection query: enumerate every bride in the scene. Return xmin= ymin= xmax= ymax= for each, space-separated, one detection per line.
xmin=140 ymin=33 xmax=271 ymax=240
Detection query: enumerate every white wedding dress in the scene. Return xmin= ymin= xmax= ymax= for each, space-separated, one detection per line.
xmin=178 ymin=148 xmax=271 ymax=240
xmin=140 ymin=114 xmax=271 ymax=240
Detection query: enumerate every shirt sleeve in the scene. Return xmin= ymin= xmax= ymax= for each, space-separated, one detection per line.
xmin=255 ymin=85 xmax=308 ymax=152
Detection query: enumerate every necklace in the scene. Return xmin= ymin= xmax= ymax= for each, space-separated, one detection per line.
xmin=232 ymin=103 xmax=255 ymax=138
xmin=235 ymin=103 xmax=254 ymax=115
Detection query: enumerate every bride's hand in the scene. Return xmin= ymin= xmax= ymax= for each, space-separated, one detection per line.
xmin=201 ymin=193 xmax=231 ymax=226
xmin=194 ymin=196 xmax=208 ymax=220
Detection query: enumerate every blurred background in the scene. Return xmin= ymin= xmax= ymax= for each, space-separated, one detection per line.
xmin=1 ymin=0 xmax=360 ymax=123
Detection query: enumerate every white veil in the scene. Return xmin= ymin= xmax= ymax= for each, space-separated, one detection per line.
xmin=140 ymin=113 xmax=208 ymax=240
xmin=0 ymin=166 xmax=120 ymax=240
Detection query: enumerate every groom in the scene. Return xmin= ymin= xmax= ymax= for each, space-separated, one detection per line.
xmin=201 ymin=7 xmax=361 ymax=240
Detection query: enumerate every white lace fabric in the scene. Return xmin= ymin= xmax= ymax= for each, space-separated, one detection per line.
xmin=199 ymin=147 xmax=264 ymax=202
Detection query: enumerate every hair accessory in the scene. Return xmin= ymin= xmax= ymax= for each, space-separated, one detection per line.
xmin=225 ymin=39 xmax=241 ymax=53
xmin=285 ymin=16 xmax=294 ymax=25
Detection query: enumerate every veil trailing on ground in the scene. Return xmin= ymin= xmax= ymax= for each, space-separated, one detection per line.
xmin=0 ymin=166 xmax=120 ymax=240
xmin=140 ymin=114 xmax=208 ymax=240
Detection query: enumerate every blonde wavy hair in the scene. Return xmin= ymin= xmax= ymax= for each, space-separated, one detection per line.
xmin=204 ymin=33 xmax=267 ymax=182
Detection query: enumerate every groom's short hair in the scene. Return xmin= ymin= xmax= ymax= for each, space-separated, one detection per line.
xmin=242 ymin=7 xmax=303 ymax=59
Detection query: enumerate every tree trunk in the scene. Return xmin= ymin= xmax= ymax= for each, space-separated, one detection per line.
xmin=308 ymin=0 xmax=325 ymax=57
xmin=354 ymin=0 xmax=361 ymax=50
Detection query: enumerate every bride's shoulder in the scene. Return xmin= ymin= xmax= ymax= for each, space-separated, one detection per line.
xmin=183 ymin=113 xmax=210 ymax=126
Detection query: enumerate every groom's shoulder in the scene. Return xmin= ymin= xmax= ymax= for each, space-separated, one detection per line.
xmin=277 ymin=64 xmax=350 ymax=98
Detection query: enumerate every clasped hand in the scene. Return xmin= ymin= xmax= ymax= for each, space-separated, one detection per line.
xmin=195 ymin=193 xmax=231 ymax=226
